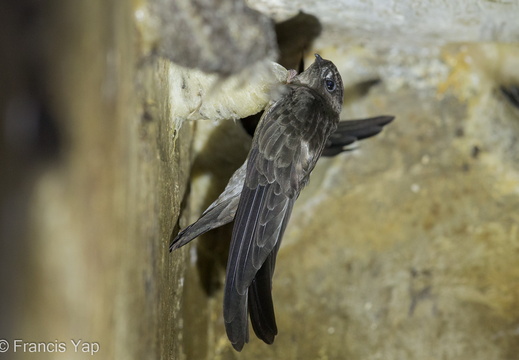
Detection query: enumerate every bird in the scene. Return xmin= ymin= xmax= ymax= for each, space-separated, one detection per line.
xmin=170 ymin=115 xmax=393 ymax=249
xmin=170 ymin=54 xmax=394 ymax=351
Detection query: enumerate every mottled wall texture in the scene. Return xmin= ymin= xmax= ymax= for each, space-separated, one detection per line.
xmin=0 ymin=0 xmax=193 ymax=359
xmin=1 ymin=0 xmax=518 ymax=360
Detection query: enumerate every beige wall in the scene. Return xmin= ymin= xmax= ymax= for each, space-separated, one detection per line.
xmin=1 ymin=1 xmax=518 ymax=359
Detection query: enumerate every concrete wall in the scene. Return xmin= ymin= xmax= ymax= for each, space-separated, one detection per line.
xmin=1 ymin=0 xmax=518 ymax=359
xmin=1 ymin=1 xmax=191 ymax=358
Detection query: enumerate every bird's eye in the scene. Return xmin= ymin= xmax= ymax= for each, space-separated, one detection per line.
xmin=325 ymin=79 xmax=336 ymax=92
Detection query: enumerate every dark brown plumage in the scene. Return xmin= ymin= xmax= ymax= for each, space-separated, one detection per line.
xmin=170 ymin=55 xmax=394 ymax=351
xmin=222 ymin=54 xmax=343 ymax=350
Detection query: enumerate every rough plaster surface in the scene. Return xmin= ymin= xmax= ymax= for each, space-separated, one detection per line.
xmin=1 ymin=1 xmax=191 ymax=359
xmin=2 ymin=1 xmax=518 ymax=360
xmin=249 ymin=0 xmax=519 ymax=44
xmin=187 ymin=45 xmax=519 ymax=359
xmin=168 ymin=0 xmax=519 ymax=357
xmin=146 ymin=0 xmax=278 ymax=75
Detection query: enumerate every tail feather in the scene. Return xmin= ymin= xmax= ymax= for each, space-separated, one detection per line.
xmin=248 ymin=253 xmax=278 ymax=344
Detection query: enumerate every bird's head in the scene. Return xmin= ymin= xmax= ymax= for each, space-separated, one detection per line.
xmin=289 ymin=54 xmax=344 ymax=114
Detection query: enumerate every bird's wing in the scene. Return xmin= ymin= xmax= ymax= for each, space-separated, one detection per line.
xmin=322 ymin=115 xmax=394 ymax=156
xmin=169 ymin=161 xmax=247 ymax=251
xmin=224 ymin=86 xmax=338 ymax=350
xmin=170 ymin=115 xmax=394 ymax=251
